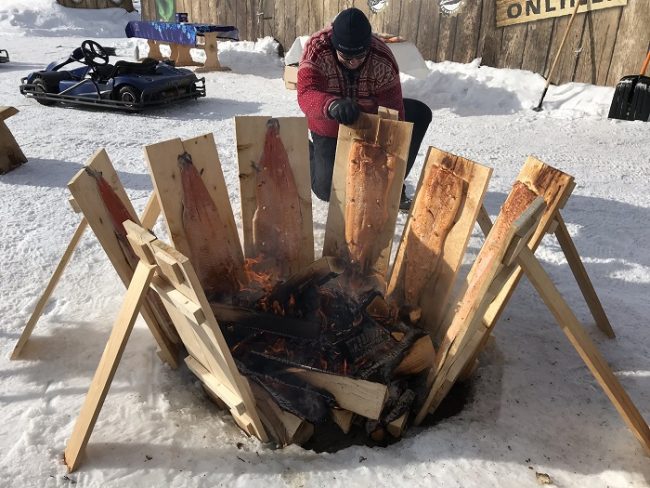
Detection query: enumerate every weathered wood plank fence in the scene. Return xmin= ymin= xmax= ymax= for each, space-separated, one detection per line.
xmin=139 ymin=0 xmax=649 ymax=86
xmin=56 ymin=0 xmax=135 ymax=11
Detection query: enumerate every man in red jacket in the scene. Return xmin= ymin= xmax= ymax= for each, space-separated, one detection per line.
xmin=297 ymin=7 xmax=432 ymax=210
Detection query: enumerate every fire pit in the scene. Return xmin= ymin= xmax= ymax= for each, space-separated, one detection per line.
xmin=48 ymin=111 xmax=649 ymax=472
xmin=129 ymin=112 xmax=499 ymax=447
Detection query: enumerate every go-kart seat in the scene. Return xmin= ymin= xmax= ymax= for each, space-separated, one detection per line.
xmin=36 ymin=70 xmax=74 ymax=84
xmin=93 ymin=58 xmax=158 ymax=82
xmin=113 ymin=58 xmax=158 ymax=77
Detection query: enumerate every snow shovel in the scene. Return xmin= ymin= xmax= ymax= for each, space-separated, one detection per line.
xmin=608 ymin=48 xmax=650 ymax=122
xmin=533 ymin=0 xmax=581 ymax=112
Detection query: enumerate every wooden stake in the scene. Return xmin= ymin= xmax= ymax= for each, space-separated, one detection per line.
xmin=64 ymin=261 xmax=156 ymax=472
xmin=10 ymin=219 xmax=88 ymax=359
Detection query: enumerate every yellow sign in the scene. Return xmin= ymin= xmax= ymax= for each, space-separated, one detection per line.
xmin=496 ymin=0 xmax=627 ymax=27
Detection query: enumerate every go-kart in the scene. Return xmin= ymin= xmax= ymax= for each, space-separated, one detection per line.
xmin=0 ymin=49 xmax=8 ymax=63
xmin=19 ymin=40 xmax=206 ymax=111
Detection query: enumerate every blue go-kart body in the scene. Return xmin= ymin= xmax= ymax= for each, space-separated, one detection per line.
xmin=19 ymin=41 xmax=205 ymax=111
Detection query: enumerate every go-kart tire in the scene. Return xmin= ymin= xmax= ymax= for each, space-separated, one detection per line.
xmin=33 ymin=78 xmax=56 ymax=106
xmin=117 ymin=85 xmax=141 ymax=108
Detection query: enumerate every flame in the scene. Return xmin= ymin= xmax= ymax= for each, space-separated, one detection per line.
xmin=242 ymin=256 xmax=276 ymax=288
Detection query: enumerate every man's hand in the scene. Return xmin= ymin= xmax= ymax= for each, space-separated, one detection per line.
xmin=328 ymin=98 xmax=360 ymax=125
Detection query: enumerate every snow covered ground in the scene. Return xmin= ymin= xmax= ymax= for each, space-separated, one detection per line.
xmin=0 ymin=2 xmax=649 ymax=487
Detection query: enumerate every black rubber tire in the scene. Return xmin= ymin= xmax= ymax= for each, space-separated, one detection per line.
xmin=117 ymin=85 xmax=141 ymax=108
xmin=33 ymin=78 xmax=56 ymax=106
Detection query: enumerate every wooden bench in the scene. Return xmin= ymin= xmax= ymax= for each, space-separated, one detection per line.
xmin=125 ymin=21 xmax=238 ymax=72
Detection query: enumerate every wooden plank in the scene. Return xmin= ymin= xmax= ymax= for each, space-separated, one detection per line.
xmin=573 ymin=7 xmax=621 ymax=86
xmin=237 ymin=0 xmax=249 ymax=41
xmin=286 ymin=367 xmax=388 ymax=419
xmin=548 ymin=7 xmax=587 ymax=84
xmin=10 ymin=219 xmax=88 ymax=359
xmin=553 ymin=213 xmax=614 ymax=338
xmin=144 ymin=133 xmax=244 ymax=272
xmin=147 ymin=243 xmax=244 ymax=393
xmin=521 ymin=18 xmax=554 ymax=75
xmin=398 ymin=0 xmax=421 ymax=43
xmin=606 ymin=1 xmax=649 ymax=86
xmin=498 ymin=23 xmax=527 ymax=69
xmin=275 ymin=0 xmax=287 ymax=51
xmin=416 ymin=0 xmax=440 ymax=62
xmin=234 ymin=116 xmax=314 ymax=275
xmin=216 ymin=0 xmax=227 ymax=24
xmin=322 ymin=0 xmax=339 ymax=28
xmin=436 ymin=11 xmax=458 ymax=63
xmin=415 ymin=195 xmax=545 ymax=424
xmin=185 ymin=355 xmax=246 ymax=416
xmin=295 ymin=0 xmax=309 ymax=41
xmin=125 ymin=223 xmax=270 ymax=442
xmin=308 ymin=0 xmax=324 ymax=33
xmin=477 ymin=0 xmax=501 ymax=68
xmin=517 ymin=247 xmax=650 ymax=456
xmin=434 ymin=194 xmax=545 ymax=374
xmin=481 ymin=157 xmax=575 ymax=333
xmin=67 ymin=149 xmax=179 ymax=367
xmin=385 ymin=0 xmax=402 ymax=37
xmin=64 ymin=261 xmax=156 ymax=472
xmin=452 ymin=0 xmax=481 ymax=63
xmin=496 ymin=0 xmax=627 ymax=28
xmin=322 ymin=112 xmax=412 ymax=278
xmin=388 ymin=148 xmax=492 ymax=342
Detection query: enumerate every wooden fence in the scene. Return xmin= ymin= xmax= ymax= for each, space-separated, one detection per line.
xmin=57 ymin=0 xmax=135 ymax=11
xmin=139 ymin=0 xmax=650 ymax=86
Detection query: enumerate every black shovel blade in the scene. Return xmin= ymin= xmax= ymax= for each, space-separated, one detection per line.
xmin=608 ymin=75 xmax=650 ymax=121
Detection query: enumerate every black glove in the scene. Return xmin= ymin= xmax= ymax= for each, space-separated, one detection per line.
xmin=328 ymin=98 xmax=360 ymax=125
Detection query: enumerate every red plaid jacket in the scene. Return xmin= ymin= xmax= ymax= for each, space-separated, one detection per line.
xmin=297 ymin=26 xmax=405 ymax=138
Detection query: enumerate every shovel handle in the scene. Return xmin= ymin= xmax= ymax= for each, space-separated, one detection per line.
xmin=640 ymin=50 xmax=650 ymax=77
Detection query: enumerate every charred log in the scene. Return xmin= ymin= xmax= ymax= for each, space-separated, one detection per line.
xmin=236 ymin=359 xmax=334 ymax=424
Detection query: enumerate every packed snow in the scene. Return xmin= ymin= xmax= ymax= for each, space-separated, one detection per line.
xmin=0 ymin=2 xmax=648 ymax=487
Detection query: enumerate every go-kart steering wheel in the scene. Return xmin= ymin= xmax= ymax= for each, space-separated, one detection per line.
xmin=81 ymin=40 xmax=109 ymax=66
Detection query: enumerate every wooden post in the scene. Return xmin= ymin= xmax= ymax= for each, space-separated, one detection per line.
xmin=146 ymin=40 xmax=163 ymax=60
xmin=64 ymin=261 xmax=156 ymax=472
xmin=0 ymin=106 xmax=27 ymax=175
xmin=195 ymin=32 xmax=231 ymax=72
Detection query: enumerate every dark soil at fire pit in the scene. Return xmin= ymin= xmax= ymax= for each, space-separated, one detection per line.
xmin=301 ymin=379 xmax=475 ymax=453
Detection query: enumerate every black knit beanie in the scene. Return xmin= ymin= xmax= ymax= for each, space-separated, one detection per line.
xmin=331 ymin=8 xmax=372 ymax=56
